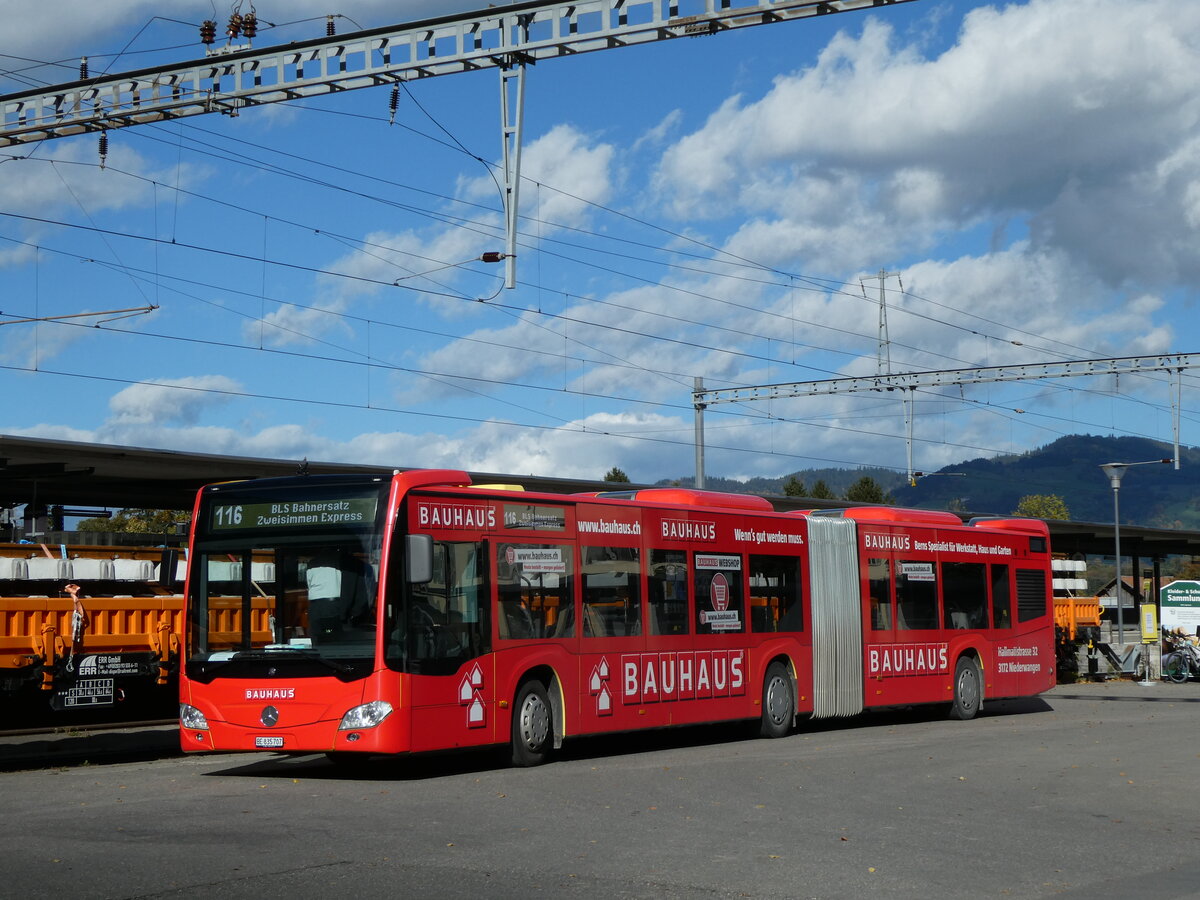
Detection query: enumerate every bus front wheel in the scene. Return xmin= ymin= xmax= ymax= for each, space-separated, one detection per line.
xmin=949 ymin=656 xmax=982 ymax=720
xmin=759 ymin=662 xmax=794 ymax=738
xmin=511 ymin=680 xmax=553 ymax=767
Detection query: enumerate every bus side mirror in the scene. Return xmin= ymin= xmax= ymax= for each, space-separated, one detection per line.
xmin=405 ymin=534 xmax=433 ymax=584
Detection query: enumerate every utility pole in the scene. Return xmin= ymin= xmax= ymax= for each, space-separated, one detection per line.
xmin=861 ymin=269 xmax=900 ymax=377
xmin=694 ymin=377 xmax=706 ymax=490
xmin=861 ymin=269 xmax=912 ymax=478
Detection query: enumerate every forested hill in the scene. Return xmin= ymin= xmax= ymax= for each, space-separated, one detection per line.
xmin=662 ymin=435 xmax=1200 ymax=529
xmin=660 ymin=466 xmax=902 ymax=501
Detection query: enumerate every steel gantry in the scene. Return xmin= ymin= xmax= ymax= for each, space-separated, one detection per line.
xmin=1 ymin=0 xmax=917 ymax=288
xmin=692 ymin=354 xmax=1200 ymax=488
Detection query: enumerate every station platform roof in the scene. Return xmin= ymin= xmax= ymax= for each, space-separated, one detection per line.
xmin=0 ymin=434 xmax=626 ymax=511
xmin=2 ymin=433 xmax=1198 ymax=559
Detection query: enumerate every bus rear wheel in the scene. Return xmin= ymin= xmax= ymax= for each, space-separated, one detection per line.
xmin=759 ymin=662 xmax=794 ymax=738
xmin=949 ymin=656 xmax=982 ymax=720
xmin=511 ymin=680 xmax=553 ymax=767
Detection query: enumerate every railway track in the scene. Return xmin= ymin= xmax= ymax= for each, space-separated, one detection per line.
xmin=0 ymin=717 xmax=175 ymax=739
xmin=0 ymin=715 xmax=181 ymax=771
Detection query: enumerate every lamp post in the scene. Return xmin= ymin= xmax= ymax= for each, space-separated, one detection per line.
xmin=1099 ymin=459 xmax=1171 ymax=650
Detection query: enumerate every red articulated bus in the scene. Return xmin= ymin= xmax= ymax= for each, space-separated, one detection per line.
xmin=178 ymin=469 xmax=1055 ymax=764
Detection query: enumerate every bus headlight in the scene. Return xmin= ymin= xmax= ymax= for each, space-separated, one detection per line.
xmin=338 ymin=700 xmax=393 ymax=731
xmin=180 ymin=703 xmax=209 ymax=730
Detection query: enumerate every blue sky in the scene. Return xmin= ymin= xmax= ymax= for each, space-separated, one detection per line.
xmin=1 ymin=0 xmax=1197 ymax=489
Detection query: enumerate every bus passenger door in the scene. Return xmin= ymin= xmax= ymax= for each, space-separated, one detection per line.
xmin=404 ymin=540 xmax=498 ymax=752
xmin=576 ymin=544 xmax=659 ymax=735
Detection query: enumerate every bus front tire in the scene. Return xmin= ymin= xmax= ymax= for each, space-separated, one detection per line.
xmin=949 ymin=656 xmax=982 ymax=720
xmin=759 ymin=662 xmax=794 ymax=738
xmin=511 ymin=680 xmax=553 ymax=767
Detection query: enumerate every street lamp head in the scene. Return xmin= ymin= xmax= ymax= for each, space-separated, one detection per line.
xmin=1100 ymin=463 xmax=1127 ymax=488
xmin=1100 ymin=458 xmax=1172 ymax=489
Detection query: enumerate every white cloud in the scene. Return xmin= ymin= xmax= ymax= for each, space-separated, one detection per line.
xmin=460 ymin=124 xmax=616 ymax=232
xmin=106 ymin=375 xmax=241 ymax=426
xmin=8 ymin=423 xmax=96 ymax=443
xmin=0 ymin=321 xmax=87 ymax=368
xmin=246 ymin=224 xmax=500 ymax=348
xmin=247 ymin=125 xmax=615 ymax=351
xmin=652 ymin=0 xmax=1200 ymax=288
xmin=406 ymin=276 xmax=745 ymax=411
xmin=0 ymin=143 xmax=203 ymax=220
xmin=252 ymin=303 xmax=356 ymax=349
xmin=633 ymin=109 xmax=683 ymax=153
xmin=0 ymin=242 xmax=39 ymax=269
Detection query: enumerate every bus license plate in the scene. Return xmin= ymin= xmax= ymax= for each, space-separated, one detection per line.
xmin=255 ymin=736 xmax=285 ymax=749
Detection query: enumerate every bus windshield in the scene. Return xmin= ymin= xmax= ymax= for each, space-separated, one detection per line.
xmin=185 ymin=479 xmax=388 ymax=682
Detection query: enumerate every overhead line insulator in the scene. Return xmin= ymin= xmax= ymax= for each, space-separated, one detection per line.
xmin=388 ymin=84 xmax=400 ymax=124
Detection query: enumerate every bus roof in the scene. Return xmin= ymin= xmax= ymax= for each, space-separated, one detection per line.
xmin=588 ymin=488 xmax=774 ymax=512
xmin=828 ymin=507 xmax=964 ymax=527
xmin=967 ymin=516 xmax=1050 ymax=536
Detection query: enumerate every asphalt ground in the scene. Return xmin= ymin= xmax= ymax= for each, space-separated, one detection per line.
xmin=0 ymin=677 xmax=1161 ymax=772
xmin=0 ymin=720 xmax=181 ymax=770
xmin=1 ymin=678 xmax=1198 ymax=899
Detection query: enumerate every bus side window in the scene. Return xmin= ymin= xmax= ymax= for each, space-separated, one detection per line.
xmin=991 ymin=564 xmax=1011 ymax=628
xmin=942 ymin=562 xmax=987 ymax=630
xmin=867 ymin=558 xmax=892 ymax=631
xmin=582 ymin=546 xmax=641 ymax=638
xmin=495 ymin=543 xmax=575 ymax=640
xmin=896 ymin=561 xmax=938 ymax=630
xmin=749 ymin=555 xmax=803 ymax=633
xmin=647 ymin=549 xmax=689 ymax=635
xmin=390 ymin=540 xmax=488 ymax=674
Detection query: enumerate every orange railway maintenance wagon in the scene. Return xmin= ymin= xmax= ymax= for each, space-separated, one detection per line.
xmin=0 ymin=544 xmax=188 ymax=711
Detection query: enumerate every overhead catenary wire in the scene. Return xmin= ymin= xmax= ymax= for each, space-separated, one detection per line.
xmin=2 ymin=227 xmax=1181 ymax=462
xmin=2 ymin=38 xmax=1192 ymax=478
xmin=3 ymin=37 xmax=1181 ymax=393
xmin=0 ymin=349 xmax=1075 ymax=490
xmin=21 ymin=112 xmax=1160 ymax=406
xmin=4 ymin=197 xmax=1189 ymax=438
xmin=0 ymin=148 xmax=1133 ymax=392
xmin=4 ymin=127 xmax=1195 ymax=441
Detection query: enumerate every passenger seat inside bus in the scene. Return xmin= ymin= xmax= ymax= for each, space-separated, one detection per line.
xmin=498 ymin=586 xmax=536 ymax=639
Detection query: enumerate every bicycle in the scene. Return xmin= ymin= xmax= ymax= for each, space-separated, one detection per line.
xmin=1162 ymin=640 xmax=1200 ymax=684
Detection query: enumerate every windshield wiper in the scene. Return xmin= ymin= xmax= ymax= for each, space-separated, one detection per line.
xmin=200 ymin=648 xmax=357 ymax=675
xmin=250 ymin=648 xmax=355 ymax=672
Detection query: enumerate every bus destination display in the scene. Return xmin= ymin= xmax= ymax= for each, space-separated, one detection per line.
xmin=211 ymin=498 xmax=378 ymax=531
